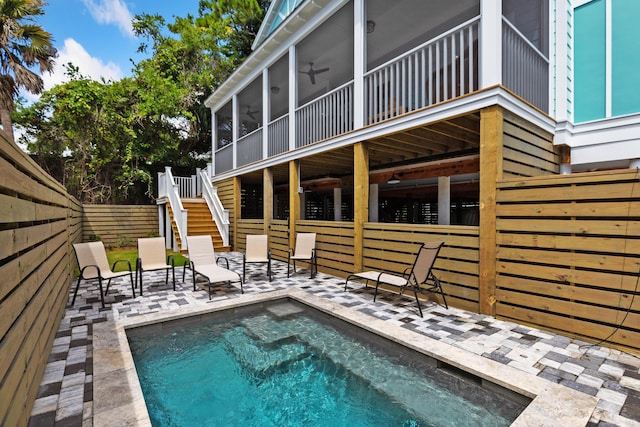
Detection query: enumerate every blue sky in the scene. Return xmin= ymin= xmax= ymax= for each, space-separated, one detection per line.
xmin=32 ymin=0 xmax=200 ymax=99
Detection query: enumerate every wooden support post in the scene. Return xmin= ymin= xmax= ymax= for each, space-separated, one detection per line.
xmin=289 ymin=160 xmax=300 ymax=248
xmin=263 ymin=168 xmax=273 ymax=235
xmin=354 ymin=142 xmax=369 ymax=272
xmin=479 ymin=106 xmax=503 ymax=315
xmin=233 ymin=176 xmax=241 ymax=251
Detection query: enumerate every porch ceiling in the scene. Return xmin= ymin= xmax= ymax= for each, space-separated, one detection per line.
xmin=241 ymin=111 xmax=481 ymax=186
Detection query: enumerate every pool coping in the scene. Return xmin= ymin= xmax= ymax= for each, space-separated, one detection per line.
xmin=93 ymin=289 xmax=598 ymax=426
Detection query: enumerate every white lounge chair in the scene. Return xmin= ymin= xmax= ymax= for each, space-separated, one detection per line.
xmin=287 ymin=232 xmax=317 ymax=278
xmin=185 ymin=235 xmax=243 ymax=299
xmin=344 ymin=242 xmax=448 ymax=317
xmin=72 ymin=241 xmax=135 ymax=308
xmin=243 ymin=234 xmax=272 ymax=282
xmin=136 ymin=237 xmax=175 ymax=295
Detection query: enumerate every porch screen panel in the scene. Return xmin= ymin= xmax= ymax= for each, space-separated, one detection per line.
xmin=612 ymin=0 xmax=640 ymax=116
xmin=574 ymin=0 xmax=606 ymax=122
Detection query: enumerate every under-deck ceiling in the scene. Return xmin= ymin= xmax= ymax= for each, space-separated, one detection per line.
xmin=239 ymin=111 xmax=481 ymax=187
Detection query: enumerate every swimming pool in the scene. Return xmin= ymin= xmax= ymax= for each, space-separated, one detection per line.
xmin=127 ymin=300 xmax=527 ymax=426
xmin=92 ymin=289 xmax=598 ymax=426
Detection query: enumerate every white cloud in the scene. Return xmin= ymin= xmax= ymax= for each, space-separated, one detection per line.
xmin=22 ymin=38 xmax=123 ymax=103
xmin=81 ymin=0 xmax=134 ymax=38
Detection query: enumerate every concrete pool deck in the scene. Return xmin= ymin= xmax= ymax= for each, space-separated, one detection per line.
xmin=29 ymin=254 xmax=640 ymax=426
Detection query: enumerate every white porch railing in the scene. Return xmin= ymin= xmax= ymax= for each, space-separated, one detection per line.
xmin=365 ymin=17 xmax=479 ymax=125
xmin=237 ymin=127 xmax=263 ymax=166
xmin=295 ymin=81 xmax=354 ymax=147
xmin=199 ymin=168 xmax=230 ymax=247
xmin=157 ymin=166 xmax=187 ymax=251
xmin=267 ymin=114 xmax=289 ymax=156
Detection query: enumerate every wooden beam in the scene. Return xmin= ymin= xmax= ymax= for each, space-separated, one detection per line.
xmin=289 ymin=160 xmax=300 ymax=248
xmin=353 ymin=142 xmax=369 ymax=272
xmin=263 ymin=168 xmax=273 ymax=234
xmin=479 ymin=105 xmax=503 ymax=315
xmin=233 ymin=176 xmax=241 ymax=251
xmin=369 ymin=157 xmax=480 ymax=184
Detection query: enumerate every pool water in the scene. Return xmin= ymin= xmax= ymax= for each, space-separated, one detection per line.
xmin=128 ymin=301 xmax=527 ymax=426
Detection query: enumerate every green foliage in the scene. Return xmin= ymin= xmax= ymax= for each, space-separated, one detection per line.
xmin=115 ymin=234 xmax=134 ymax=248
xmin=14 ymin=1 xmax=268 ymax=203
xmin=106 ymin=248 xmax=188 ymax=272
xmin=0 ymin=0 xmax=55 ymax=141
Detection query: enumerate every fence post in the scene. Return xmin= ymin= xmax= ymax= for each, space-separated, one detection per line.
xmin=478 ymin=106 xmax=503 ymax=316
xmin=353 ymin=142 xmax=369 ymax=273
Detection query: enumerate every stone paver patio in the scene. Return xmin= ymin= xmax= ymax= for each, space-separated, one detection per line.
xmin=28 ymin=253 xmax=640 ymax=426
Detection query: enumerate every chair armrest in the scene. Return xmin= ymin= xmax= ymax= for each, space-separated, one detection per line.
xmin=112 ymin=259 xmax=132 ymax=272
xmin=167 ymin=254 xmax=175 ymax=267
xmin=216 ymin=256 xmax=230 ymax=269
xmin=80 ymin=264 xmax=101 ymax=278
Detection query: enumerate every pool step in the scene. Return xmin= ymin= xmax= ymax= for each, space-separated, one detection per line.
xmin=282 ymin=317 xmax=463 ymax=424
xmin=222 ymin=326 xmax=306 ymax=374
xmin=232 ymin=315 xmax=503 ymax=425
xmin=242 ymin=315 xmax=299 ymax=344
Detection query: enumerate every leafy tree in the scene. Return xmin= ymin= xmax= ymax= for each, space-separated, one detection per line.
xmin=15 ymin=0 xmax=269 ymax=203
xmin=0 ymin=0 xmax=55 ymax=142
xmin=15 ymin=65 xmax=162 ymax=203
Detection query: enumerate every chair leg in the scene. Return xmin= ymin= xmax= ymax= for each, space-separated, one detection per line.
xmin=243 ymin=259 xmax=246 ymax=283
xmin=97 ymin=277 xmax=105 ymax=309
xmin=139 ymin=268 xmax=144 ymax=296
xmin=411 ymin=284 xmax=424 ymax=317
xmin=433 ymin=275 xmax=448 ymax=309
xmin=71 ymin=275 xmax=83 ymax=306
xmin=165 ymin=268 xmax=169 ymax=285
xmin=268 ymin=258 xmax=272 ymax=282
xmin=129 ymin=271 xmax=136 ymax=298
xmin=172 ymin=266 xmax=176 ymax=291
xmin=105 ymin=279 xmax=112 ymax=296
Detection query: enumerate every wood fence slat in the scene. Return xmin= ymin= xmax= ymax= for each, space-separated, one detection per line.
xmin=496 ymin=218 xmax=640 ymax=236
xmin=496 ymin=304 xmax=640 ymax=351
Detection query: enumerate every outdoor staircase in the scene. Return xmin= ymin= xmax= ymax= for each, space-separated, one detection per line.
xmin=167 ymin=198 xmax=229 ymax=252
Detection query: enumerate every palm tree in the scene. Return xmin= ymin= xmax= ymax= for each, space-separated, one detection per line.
xmin=0 ymin=0 xmax=55 ymax=142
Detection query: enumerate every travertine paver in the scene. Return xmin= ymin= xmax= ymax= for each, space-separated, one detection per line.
xmin=28 ymin=253 xmax=640 ymax=427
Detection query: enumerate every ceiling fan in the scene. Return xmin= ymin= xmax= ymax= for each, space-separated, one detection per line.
xmin=244 ymin=106 xmax=259 ymax=120
xmin=299 ymin=62 xmax=330 ymax=85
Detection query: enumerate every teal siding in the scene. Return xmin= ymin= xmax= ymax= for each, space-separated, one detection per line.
xmin=574 ymin=0 xmax=606 ymax=122
xmin=612 ymin=0 xmax=640 ymax=116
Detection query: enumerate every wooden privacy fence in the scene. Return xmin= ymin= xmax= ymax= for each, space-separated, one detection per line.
xmin=495 ymin=169 xmax=640 ymax=352
xmin=0 ymin=137 xmax=82 ymax=426
xmin=236 ymin=219 xmax=286 ymax=259
xmin=236 ymin=219 xmax=355 ymax=278
xmin=82 ymin=204 xmax=158 ymax=246
xmin=363 ymin=223 xmax=480 ymax=312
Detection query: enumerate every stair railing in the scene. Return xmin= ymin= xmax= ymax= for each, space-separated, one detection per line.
xmin=199 ymin=168 xmax=229 ymax=247
xmin=160 ymin=166 xmax=188 ymax=251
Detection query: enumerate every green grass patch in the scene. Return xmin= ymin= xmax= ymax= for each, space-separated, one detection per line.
xmin=106 ymin=248 xmax=188 ymax=271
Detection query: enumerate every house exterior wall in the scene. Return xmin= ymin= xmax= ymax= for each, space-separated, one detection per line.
xmin=574 ymin=0 xmax=640 ymax=122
